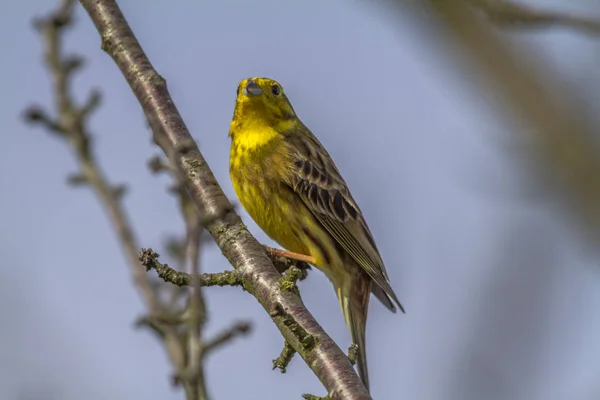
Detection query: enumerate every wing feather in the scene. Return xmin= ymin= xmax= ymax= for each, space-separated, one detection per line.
xmin=285 ymin=130 xmax=404 ymax=313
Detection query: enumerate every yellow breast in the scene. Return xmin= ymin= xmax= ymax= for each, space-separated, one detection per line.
xmin=229 ymin=128 xmax=343 ymax=276
xmin=229 ymin=133 xmax=307 ymax=254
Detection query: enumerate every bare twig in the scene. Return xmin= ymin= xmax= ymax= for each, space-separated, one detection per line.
xmin=139 ymin=248 xmax=243 ymax=287
xmin=182 ymin=188 xmax=207 ymax=399
xmin=467 ymin=0 xmax=600 ymax=35
xmin=161 ymin=156 xmax=209 ymax=399
xmin=24 ymin=2 xmax=249 ymax=399
xmin=78 ymin=0 xmax=371 ymax=398
xmin=202 ymin=322 xmax=252 ymax=359
xmin=24 ymin=0 xmax=178 ymax=360
xmin=153 ymin=143 xmax=254 ymax=400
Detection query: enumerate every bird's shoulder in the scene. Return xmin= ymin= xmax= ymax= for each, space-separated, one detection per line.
xmin=282 ymin=125 xmax=360 ymax=219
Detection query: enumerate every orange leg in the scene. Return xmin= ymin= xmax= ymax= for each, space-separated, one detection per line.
xmin=264 ymin=245 xmax=316 ymax=265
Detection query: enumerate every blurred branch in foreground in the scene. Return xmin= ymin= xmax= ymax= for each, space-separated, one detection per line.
xmin=403 ymin=0 xmax=600 ymax=240
xmin=22 ymin=1 xmax=250 ymax=399
xmin=468 ymin=0 xmax=600 ymax=35
xmin=77 ymin=0 xmax=371 ymax=399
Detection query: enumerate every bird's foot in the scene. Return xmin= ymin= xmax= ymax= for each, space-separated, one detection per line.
xmin=264 ymin=245 xmax=316 ymax=264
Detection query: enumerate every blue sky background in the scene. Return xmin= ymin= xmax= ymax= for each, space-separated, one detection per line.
xmin=1 ymin=1 xmax=600 ymax=399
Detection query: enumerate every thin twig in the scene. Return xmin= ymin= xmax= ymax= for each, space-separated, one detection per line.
xmin=24 ymin=2 xmax=247 ymax=398
xmin=149 ymin=156 xmax=253 ymax=397
xmin=139 ymin=248 xmax=243 ymax=287
xmin=202 ymin=322 xmax=252 ymax=359
xmin=171 ymin=157 xmax=209 ymax=399
xmin=24 ymin=0 xmax=188 ymax=368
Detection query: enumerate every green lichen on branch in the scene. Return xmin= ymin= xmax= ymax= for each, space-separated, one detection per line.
xmin=279 ymin=265 xmax=307 ymax=294
xmin=302 ymin=394 xmax=330 ymax=400
xmin=278 ymin=308 xmax=317 ymax=353
xmin=138 ymin=248 xmax=243 ymax=287
xmin=347 ymin=343 xmax=359 ymax=366
xmin=268 ymin=303 xmax=316 ymax=368
xmin=272 ymin=341 xmax=296 ymax=373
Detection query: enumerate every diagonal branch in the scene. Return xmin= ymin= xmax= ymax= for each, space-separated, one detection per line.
xmin=77 ymin=0 xmax=370 ymax=398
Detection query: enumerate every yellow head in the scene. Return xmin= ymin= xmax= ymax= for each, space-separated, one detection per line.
xmin=229 ymin=77 xmax=298 ymax=138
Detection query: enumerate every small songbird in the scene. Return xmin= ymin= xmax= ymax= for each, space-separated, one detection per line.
xmin=228 ymin=77 xmax=403 ymax=391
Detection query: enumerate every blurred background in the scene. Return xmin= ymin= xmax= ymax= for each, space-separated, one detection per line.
xmin=1 ymin=0 xmax=600 ymax=399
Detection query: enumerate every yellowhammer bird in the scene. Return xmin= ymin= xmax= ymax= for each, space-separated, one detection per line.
xmin=228 ymin=77 xmax=404 ymax=391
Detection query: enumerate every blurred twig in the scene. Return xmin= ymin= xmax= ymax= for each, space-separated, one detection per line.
xmin=467 ymin=0 xmax=600 ymax=35
xmin=202 ymin=321 xmax=252 ymax=359
xmin=407 ymin=0 xmax=600 ymax=238
xmin=23 ymin=1 xmax=250 ymax=399
xmin=176 ymin=163 xmax=207 ymax=397
xmin=148 ymin=155 xmax=253 ymax=399
xmin=24 ymin=0 xmax=157 ymax=319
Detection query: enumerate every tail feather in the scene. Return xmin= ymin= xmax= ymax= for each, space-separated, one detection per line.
xmin=337 ymin=273 xmax=372 ymax=392
xmin=371 ymin=284 xmax=397 ymax=313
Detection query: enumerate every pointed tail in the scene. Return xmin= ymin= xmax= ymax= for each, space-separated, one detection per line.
xmin=337 ymin=272 xmax=372 ymax=392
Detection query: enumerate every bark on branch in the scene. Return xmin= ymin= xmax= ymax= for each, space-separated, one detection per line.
xmin=77 ymin=0 xmax=370 ymax=398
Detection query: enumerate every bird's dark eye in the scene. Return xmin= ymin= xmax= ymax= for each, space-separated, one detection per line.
xmin=271 ymin=85 xmax=280 ymax=96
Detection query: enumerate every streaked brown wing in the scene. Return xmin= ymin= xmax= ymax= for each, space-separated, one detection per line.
xmin=285 ymin=130 xmax=403 ymax=312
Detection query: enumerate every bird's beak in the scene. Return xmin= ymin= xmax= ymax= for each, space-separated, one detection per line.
xmin=243 ymin=80 xmax=263 ymax=97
